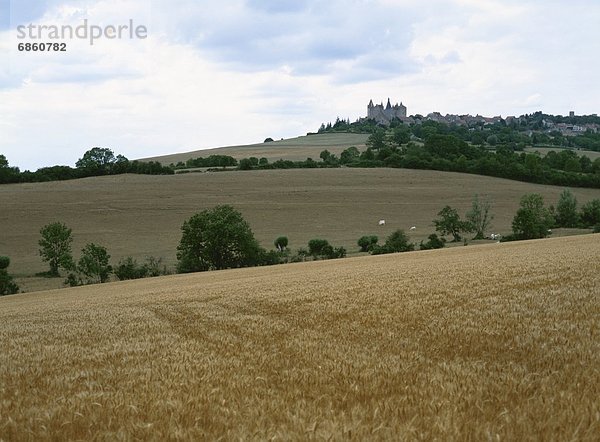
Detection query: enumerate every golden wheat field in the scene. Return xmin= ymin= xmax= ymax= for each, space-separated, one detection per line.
xmin=2 ymin=168 xmax=599 ymax=293
xmin=1 ymin=235 xmax=599 ymax=440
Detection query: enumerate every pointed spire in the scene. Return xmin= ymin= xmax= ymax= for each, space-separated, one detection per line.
xmin=386 ymin=98 xmax=392 ymax=110
xmin=368 ymin=99 xmax=374 ymax=108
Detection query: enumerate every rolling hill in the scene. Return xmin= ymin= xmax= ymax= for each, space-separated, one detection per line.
xmin=140 ymin=133 xmax=370 ymax=165
xmin=1 ymin=167 xmax=598 ymax=293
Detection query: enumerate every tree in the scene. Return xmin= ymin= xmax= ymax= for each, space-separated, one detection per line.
xmin=340 ymin=146 xmax=360 ymax=164
xmin=419 ymin=234 xmax=446 ymax=250
xmin=383 ymin=229 xmax=415 ymax=253
xmin=466 ymin=195 xmax=494 ymax=239
xmin=39 ymin=222 xmax=74 ymax=276
xmin=512 ymin=194 xmax=554 ymax=240
xmin=176 ymin=205 xmax=262 ymax=273
xmin=366 ymin=129 xmax=386 ymax=151
xmin=274 ymin=236 xmax=289 ymax=252
xmin=580 ymin=199 xmax=600 ymax=227
xmin=0 ymin=256 xmax=19 ymax=296
xmin=308 ymin=239 xmax=330 ymax=258
xmin=392 ymin=126 xmax=411 ymax=146
xmin=371 ymin=230 xmax=414 ymax=255
xmin=319 ymin=150 xmax=338 ymax=165
xmin=555 ymin=189 xmax=579 ymax=228
xmin=357 ymin=235 xmax=378 ymax=252
xmin=434 ymin=206 xmax=472 ymax=242
xmin=75 ymin=147 xmax=119 ymax=173
xmin=77 ymin=243 xmax=112 ymax=284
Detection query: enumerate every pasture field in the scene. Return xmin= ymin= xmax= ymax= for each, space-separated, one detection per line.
xmin=1 ymin=168 xmax=599 ymax=293
xmin=0 ymin=235 xmax=599 ymax=440
xmin=524 ymin=146 xmax=600 ymax=161
xmin=141 ymin=133 xmax=370 ymax=165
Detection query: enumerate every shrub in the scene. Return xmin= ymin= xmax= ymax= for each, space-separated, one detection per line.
xmin=0 ymin=256 xmax=10 ymax=270
xmin=357 ymin=235 xmax=378 ymax=252
xmin=274 ymin=236 xmax=289 ymax=252
xmin=114 ymin=257 xmax=148 ymax=280
xmin=581 ymin=199 xmax=600 ymax=227
xmin=420 ymin=234 xmax=446 ymax=250
xmin=308 ymin=239 xmax=330 ymax=258
xmin=371 ymin=230 xmax=415 ymax=255
xmin=0 ymin=257 xmax=19 ymax=296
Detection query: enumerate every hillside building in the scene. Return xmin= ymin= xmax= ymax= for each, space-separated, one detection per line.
xmin=367 ymin=98 xmax=407 ymax=124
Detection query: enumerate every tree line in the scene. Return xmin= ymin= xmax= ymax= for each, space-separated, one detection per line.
xmin=2 ymin=191 xmax=598 ymax=296
xmin=0 ymin=147 xmax=173 ymax=185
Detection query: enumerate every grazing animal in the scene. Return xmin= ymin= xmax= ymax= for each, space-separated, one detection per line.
xmin=489 ymin=233 xmax=502 ymax=240
xmin=378 ymin=219 xmax=386 ymax=226
xmin=409 ymin=226 xmax=416 ymax=231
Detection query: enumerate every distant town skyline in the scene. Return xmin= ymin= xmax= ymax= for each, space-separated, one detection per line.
xmin=1 ymin=0 xmax=600 ymax=170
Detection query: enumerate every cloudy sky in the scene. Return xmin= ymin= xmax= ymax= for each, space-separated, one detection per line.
xmin=1 ymin=0 xmax=599 ymax=170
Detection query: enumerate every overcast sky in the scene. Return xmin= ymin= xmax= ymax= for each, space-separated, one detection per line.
xmin=1 ymin=0 xmax=599 ymax=170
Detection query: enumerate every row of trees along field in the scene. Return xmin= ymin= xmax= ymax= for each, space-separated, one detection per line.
xmin=2 ymin=191 xmax=599 ymax=296
xmin=0 ymin=148 xmax=173 ymax=184
xmin=313 ymin=116 xmax=600 ymax=188
xmin=173 ymin=134 xmax=600 ymax=189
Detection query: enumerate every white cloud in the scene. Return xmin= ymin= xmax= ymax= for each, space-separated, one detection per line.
xmin=1 ymin=0 xmax=599 ymax=170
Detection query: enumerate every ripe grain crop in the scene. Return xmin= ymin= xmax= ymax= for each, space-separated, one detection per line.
xmin=1 ymin=235 xmax=599 ymax=440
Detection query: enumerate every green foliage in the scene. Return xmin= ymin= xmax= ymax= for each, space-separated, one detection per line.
xmin=308 ymin=239 xmax=330 ymax=258
xmin=419 ymin=234 xmax=446 ymax=250
xmin=307 ymin=239 xmax=345 ymax=259
xmin=466 ymin=195 xmax=494 ymax=239
xmin=264 ymin=137 xmax=274 ymax=143
xmin=176 ymin=205 xmax=262 ymax=273
xmin=76 ymin=147 xmax=119 ymax=173
xmin=580 ymin=199 xmax=600 ymax=227
xmin=357 ymin=235 xmax=378 ymax=252
xmin=38 ymin=222 xmax=74 ymax=276
xmin=77 ymin=243 xmax=112 ymax=284
xmin=0 ymin=256 xmax=19 ymax=296
xmin=512 ymin=194 xmax=554 ymax=240
xmin=555 ymin=189 xmax=579 ymax=227
xmin=113 ymin=256 xmax=167 ymax=281
xmin=340 ymin=146 xmax=360 ymax=164
xmin=238 ymin=158 xmax=254 ymax=170
xmin=392 ymin=126 xmax=411 ymax=146
xmin=371 ymin=230 xmax=415 ymax=255
xmin=319 ymin=150 xmax=339 ymax=165
xmin=184 ymin=155 xmax=238 ymax=168
xmin=434 ymin=206 xmax=472 ymax=242
xmin=366 ymin=129 xmax=386 ymax=151
xmin=274 ymin=236 xmax=289 ymax=252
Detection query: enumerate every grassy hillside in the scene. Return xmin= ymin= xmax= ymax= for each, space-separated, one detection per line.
xmin=1 ymin=235 xmax=598 ymax=440
xmin=140 ymin=133 xmax=370 ymax=165
xmin=1 ymin=168 xmax=598 ymax=292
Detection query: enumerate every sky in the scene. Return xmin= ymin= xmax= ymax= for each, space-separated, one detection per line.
xmin=1 ymin=0 xmax=599 ymax=170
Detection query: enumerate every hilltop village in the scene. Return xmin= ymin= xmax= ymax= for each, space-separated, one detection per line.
xmin=361 ymin=99 xmax=600 ymax=136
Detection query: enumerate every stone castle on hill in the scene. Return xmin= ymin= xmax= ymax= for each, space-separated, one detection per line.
xmin=367 ymin=98 xmax=407 ymax=124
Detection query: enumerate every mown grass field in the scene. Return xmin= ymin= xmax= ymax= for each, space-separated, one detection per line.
xmin=141 ymin=133 xmax=370 ymax=165
xmin=1 ymin=168 xmax=599 ymax=293
xmin=1 ymin=234 xmax=598 ymax=440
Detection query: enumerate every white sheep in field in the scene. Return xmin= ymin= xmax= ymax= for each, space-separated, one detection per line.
xmin=378 ymin=219 xmax=386 ymax=226
xmin=489 ymin=233 xmax=502 ymax=240
xmin=409 ymin=226 xmax=416 ymax=231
